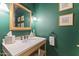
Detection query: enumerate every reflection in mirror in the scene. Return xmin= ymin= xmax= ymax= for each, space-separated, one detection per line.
xmin=14 ymin=5 xmax=30 ymax=27
xmin=10 ymin=3 xmax=32 ymax=30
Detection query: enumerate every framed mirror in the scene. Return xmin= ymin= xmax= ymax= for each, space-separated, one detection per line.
xmin=10 ymin=3 xmax=32 ymax=31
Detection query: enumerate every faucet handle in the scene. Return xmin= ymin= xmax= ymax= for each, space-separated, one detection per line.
xmin=21 ymin=36 xmax=25 ymax=40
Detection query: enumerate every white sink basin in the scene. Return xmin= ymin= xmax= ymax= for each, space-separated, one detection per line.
xmin=2 ymin=37 xmax=46 ymax=56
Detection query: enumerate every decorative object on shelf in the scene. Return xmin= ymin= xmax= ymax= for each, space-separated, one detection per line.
xmin=17 ymin=17 xmax=21 ymax=22
xmin=59 ymin=3 xmax=73 ymax=11
xmin=59 ymin=13 xmax=73 ymax=26
xmin=21 ymin=23 xmax=24 ymax=27
xmin=17 ymin=15 xmax=24 ymax=27
xmin=18 ymin=23 xmax=21 ymax=27
xmin=21 ymin=16 xmax=24 ymax=21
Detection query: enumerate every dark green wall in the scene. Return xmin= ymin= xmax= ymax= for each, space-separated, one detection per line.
xmin=35 ymin=3 xmax=79 ymax=56
xmin=0 ymin=11 xmax=9 ymax=55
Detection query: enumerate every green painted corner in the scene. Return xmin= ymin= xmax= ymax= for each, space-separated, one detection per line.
xmin=35 ymin=3 xmax=79 ymax=56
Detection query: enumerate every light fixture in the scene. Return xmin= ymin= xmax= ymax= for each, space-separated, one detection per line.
xmin=0 ymin=3 xmax=9 ymax=12
xmin=33 ymin=16 xmax=37 ymax=21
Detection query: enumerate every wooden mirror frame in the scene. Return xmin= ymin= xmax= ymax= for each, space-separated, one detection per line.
xmin=10 ymin=3 xmax=32 ymax=31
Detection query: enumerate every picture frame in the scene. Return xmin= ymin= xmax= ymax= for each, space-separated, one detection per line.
xmin=59 ymin=13 xmax=73 ymax=26
xmin=59 ymin=3 xmax=73 ymax=11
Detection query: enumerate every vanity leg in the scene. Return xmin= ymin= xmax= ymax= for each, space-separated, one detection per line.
xmin=37 ymin=43 xmax=46 ymax=56
xmin=45 ymin=43 xmax=46 ymax=56
xmin=38 ymin=48 xmax=40 ymax=56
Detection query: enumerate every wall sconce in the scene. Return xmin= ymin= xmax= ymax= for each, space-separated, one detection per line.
xmin=32 ymin=16 xmax=37 ymax=35
xmin=0 ymin=3 xmax=9 ymax=12
xmin=32 ymin=16 xmax=37 ymax=22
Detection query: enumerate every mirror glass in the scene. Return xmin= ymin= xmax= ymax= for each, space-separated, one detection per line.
xmin=10 ymin=3 xmax=32 ymax=30
xmin=14 ymin=5 xmax=30 ymax=27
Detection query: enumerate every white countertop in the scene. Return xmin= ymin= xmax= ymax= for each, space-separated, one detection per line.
xmin=2 ymin=37 xmax=46 ymax=56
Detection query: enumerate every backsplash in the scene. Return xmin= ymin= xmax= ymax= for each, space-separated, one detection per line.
xmin=12 ymin=30 xmax=31 ymax=37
